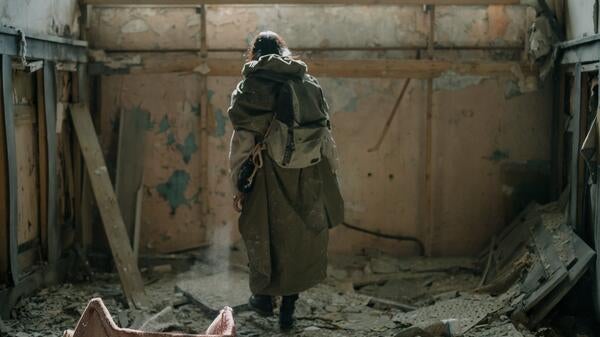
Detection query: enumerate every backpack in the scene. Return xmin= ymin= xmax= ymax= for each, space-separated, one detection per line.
xmin=236 ymin=72 xmax=330 ymax=193
xmin=262 ymin=73 xmax=330 ymax=169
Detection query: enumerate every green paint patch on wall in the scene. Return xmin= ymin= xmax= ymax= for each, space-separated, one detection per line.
xmin=192 ymin=104 xmax=200 ymax=117
xmin=176 ymin=132 xmax=198 ymax=164
xmin=486 ymin=149 xmax=510 ymax=162
xmin=156 ymin=170 xmax=191 ymax=214
xmin=158 ymin=115 xmax=170 ymax=133
xmin=343 ymin=96 xmax=358 ymax=112
xmin=214 ymin=108 xmax=227 ymax=137
xmin=166 ymin=131 xmax=176 ymax=146
xmin=129 ymin=105 xmax=155 ymax=130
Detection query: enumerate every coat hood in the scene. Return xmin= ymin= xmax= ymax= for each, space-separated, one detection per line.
xmin=242 ymin=54 xmax=307 ymax=78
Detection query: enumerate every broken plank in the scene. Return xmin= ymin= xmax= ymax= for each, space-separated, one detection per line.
xmin=69 ymin=103 xmax=148 ymax=309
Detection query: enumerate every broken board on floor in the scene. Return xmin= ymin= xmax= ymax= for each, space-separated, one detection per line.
xmin=176 ymin=270 xmax=251 ymax=315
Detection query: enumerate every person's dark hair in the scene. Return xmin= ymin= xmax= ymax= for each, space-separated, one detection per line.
xmin=247 ymin=31 xmax=291 ymax=61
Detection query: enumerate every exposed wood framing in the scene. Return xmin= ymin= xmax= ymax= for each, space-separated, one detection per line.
xmin=83 ymin=0 xmax=522 ymax=5
xmin=576 ymin=71 xmax=590 ymax=234
xmin=550 ymin=69 xmax=565 ymax=198
xmin=198 ymin=5 xmax=210 ymax=232
xmin=90 ymin=54 xmax=533 ymax=79
xmin=36 ymin=69 xmax=49 ymax=261
xmin=2 ymin=55 xmax=20 ymax=285
xmin=425 ymin=5 xmax=436 ymax=256
xmin=101 ymin=45 xmax=524 ymax=53
xmin=0 ymin=56 xmax=8 ymax=285
xmin=568 ymin=63 xmax=581 ymax=230
xmin=70 ymin=103 xmax=148 ymax=308
xmin=44 ymin=62 xmax=60 ymax=264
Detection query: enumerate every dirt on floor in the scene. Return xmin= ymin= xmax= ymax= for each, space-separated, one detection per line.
xmin=0 ymin=244 xmax=591 ymax=337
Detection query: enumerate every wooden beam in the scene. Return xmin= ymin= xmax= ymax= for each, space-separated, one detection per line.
xmin=198 ymin=5 xmax=210 ymax=231
xmin=91 ymin=53 xmax=533 ymax=79
xmin=69 ymin=103 xmax=148 ymax=308
xmin=36 ymin=68 xmax=48 ymax=262
xmin=44 ymin=62 xmax=59 ymax=264
xmin=0 ymin=56 xmax=8 ymax=285
xmin=568 ymin=63 xmax=581 ymax=230
xmin=2 ymin=55 xmax=20 ymax=285
xmin=84 ymin=0 xmax=521 ymax=5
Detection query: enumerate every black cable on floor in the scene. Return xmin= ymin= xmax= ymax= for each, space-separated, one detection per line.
xmin=341 ymin=222 xmax=425 ymax=256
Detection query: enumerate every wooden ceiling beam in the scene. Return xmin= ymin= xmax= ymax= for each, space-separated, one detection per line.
xmin=83 ymin=0 xmax=522 ymax=5
xmin=90 ymin=52 xmax=534 ymax=78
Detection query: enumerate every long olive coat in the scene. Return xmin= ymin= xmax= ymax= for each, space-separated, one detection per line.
xmin=228 ymin=54 xmax=344 ymax=296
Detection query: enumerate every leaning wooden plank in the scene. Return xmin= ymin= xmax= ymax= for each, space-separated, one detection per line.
xmin=115 ymin=108 xmax=146 ymax=244
xmin=69 ymin=103 xmax=148 ymax=308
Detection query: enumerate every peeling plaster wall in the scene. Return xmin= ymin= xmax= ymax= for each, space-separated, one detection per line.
xmin=565 ymin=0 xmax=597 ymax=40
xmin=89 ymin=5 xmax=530 ymax=50
xmin=99 ymin=74 xmax=206 ymax=253
xmin=0 ymin=0 xmax=80 ymax=38
xmin=91 ymin=5 xmax=552 ymax=256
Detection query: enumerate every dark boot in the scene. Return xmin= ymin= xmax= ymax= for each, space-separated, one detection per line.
xmin=279 ymin=294 xmax=299 ymax=331
xmin=248 ymin=294 xmax=273 ymax=317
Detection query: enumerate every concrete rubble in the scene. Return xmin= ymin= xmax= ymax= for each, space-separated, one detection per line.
xmin=1 ymin=200 xmax=596 ymax=337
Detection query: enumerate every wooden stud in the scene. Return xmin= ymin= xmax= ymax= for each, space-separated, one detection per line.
xmin=198 ymin=5 xmax=210 ymax=234
xmin=69 ymin=103 xmax=148 ymax=308
xmin=551 ymin=69 xmax=566 ymax=198
xmin=2 ymin=55 xmax=20 ymax=285
xmin=425 ymin=5 xmax=436 ymax=256
xmin=36 ymin=68 xmax=49 ymax=261
xmin=44 ymin=62 xmax=59 ymax=264
xmin=0 ymin=56 xmax=8 ymax=285
xmin=576 ymin=72 xmax=590 ymax=233
xmin=568 ymin=63 xmax=581 ymax=230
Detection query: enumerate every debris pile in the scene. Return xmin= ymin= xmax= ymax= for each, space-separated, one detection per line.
xmin=393 ymin=199 xmax=595 ymax=336
xmin=1 ymin=200 xmax=595 ymax=337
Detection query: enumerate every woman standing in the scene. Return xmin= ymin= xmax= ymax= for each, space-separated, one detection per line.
xmin=228 ymin=31 xmax=344 ymax=331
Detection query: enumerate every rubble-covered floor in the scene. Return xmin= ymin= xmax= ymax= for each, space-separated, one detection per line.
xmin=1 ymin=229 xmax=598 ymax=337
